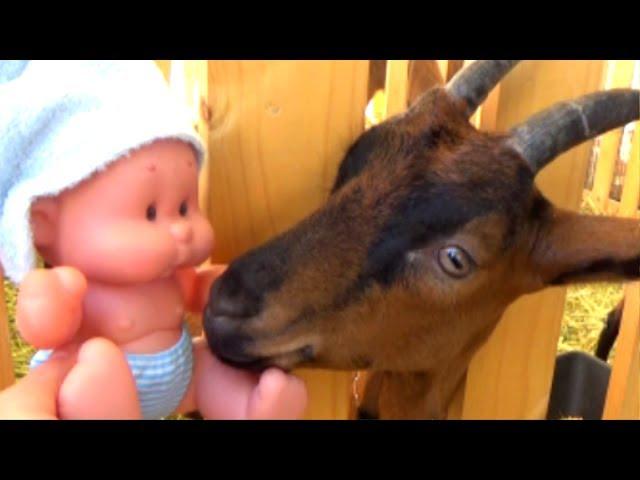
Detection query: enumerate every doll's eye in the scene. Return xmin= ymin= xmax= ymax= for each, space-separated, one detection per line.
xmin=146 ymin=204 xmax=157 ymax=221
xmin=179 ymin=201 xmax=188 ymax=217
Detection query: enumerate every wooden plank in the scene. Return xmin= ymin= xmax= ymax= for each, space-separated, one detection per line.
xmin=461 ymin=60 xmax=606 ymax=419
xmin=436 ymin=61 xmax=449 ymax=83
xmin=206 ymin=60 xmax=370 ymax=419
xmin=619 ymin=121 xmax=640 ymax=218
xmin=155 ymin=60 xmax=172 ymax=82
xmin=603 ymin=282 xmax=640 ymax=419
xmin=384 ymin=60 xmax=409 ymax=118
xmin=446 ymin=60 xmax=465 ymax=82
xmin=603 ymin=119 xmax=640 ymax=419
xmin=352 ymin=61 xmax=409 ymax=417
xmin=0 ymin=268 xmax=15 ymax=389
xmin=445 ymin=69 xmax=502 ymax=419
xmin=590 ymin=61 xmax=637 ymax=212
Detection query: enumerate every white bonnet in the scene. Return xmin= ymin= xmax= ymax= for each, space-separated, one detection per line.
xmin=0 ymin=60 xmax=205 ymax=284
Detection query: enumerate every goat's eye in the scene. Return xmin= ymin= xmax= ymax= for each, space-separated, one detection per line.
xmin=437 ymin=246 xmax=474 ymax=278
xmin=179 ymin=200 xmax=188 ymax=217
xmin=146 ymin=204 xmax=157 ymax=222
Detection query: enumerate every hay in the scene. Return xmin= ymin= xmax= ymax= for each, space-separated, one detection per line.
xmin=559 ymin=282 xmax=623 ymax=363
xmin=4 ymin=279 xmax=33 ymax=380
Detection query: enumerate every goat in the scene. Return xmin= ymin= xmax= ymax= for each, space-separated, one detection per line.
xmin=203 ymin=60 xmax=640 ymax=419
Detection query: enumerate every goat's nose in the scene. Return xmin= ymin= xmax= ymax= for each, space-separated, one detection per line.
xmin=204 ymin=310 xmax=259 ymax=367
xmin=207 ymin=266 xmax=264 ymax=319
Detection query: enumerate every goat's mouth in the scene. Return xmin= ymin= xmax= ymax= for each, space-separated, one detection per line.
xmin=214 ymin=342 xmax=315 ymax=373
xmin=204 ymin=313 xmax=316 ymax=373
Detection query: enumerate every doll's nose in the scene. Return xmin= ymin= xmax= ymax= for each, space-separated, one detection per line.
xmin=170 ymin=221 xmax=193 ymax=243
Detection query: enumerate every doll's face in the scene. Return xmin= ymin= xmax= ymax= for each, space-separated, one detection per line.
xmin=31 ymin=140 xmax=214 ymax=284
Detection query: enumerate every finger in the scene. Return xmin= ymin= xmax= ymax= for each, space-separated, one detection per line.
xmin=248 ymin=368 xmax=308 ymax=420
xmin=0 ymin=347 xmax=78 ymax=419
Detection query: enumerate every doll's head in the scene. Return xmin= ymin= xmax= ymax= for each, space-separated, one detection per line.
xmin=0 ymin=60 xmax=209 ymax=284
xmin=31 ymin=139 xmax=214 ymax=284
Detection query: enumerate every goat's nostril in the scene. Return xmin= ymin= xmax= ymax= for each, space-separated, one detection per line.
xmin=204 ymin=314 xmax=257 ymax=365
xmin=212 ymin=295 xmax=250 ymax=318
xmin=208 ymin=270 xmax=263 ymax=319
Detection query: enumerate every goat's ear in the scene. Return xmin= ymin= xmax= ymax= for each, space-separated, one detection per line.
xmin=531 ymin=209 xmax=640 ymax=286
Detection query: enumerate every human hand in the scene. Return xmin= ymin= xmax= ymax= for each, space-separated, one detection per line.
xmin=0 ymin=349 xmax=76 ymax=419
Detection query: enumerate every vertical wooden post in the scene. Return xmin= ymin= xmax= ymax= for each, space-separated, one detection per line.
xmin=460 ymin=61 xmax=606 ymax=419
xmin=590 ymin=60 xmax=637 ymax=212
xmin=603 ymin=114 xmax=640 ymax=419
xmin=155 ymin=60 xmax=172 ymax=82
xmin=352 ymin=60 xmax=412 ymax=418
xmin=205 ymin=61 xmax=369 ymax=419
xmin=384 ymin=60 xmax=409 ymax=118
xmin=603 ymin=283 xmax=640 ymax=419
xmin=619 ymin=122 xmax=639 ymax=218
xmin=436 ymin=61 xmax=449 ymax=83
xmin=0 ymin=269 xmax=15 ymax=390
xmin=447 ymin=74 xmax=504 ymax=419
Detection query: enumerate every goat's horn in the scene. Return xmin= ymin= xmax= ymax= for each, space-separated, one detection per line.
xmin=507 ymin=89 xmax=640 ymax=174
xmin=446 ymin=60 xmax=520 ymax=117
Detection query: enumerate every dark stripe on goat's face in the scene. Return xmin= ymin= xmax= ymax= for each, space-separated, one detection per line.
xmin=361 ymin=149 xmax=536 ymax=288
xmin=333 ymin=126 xmax=385 ymax=192
xmin=362 ymin=180 xmax=494 ymax=287
xmin=549 ymin=255 xmax=640 ymax=286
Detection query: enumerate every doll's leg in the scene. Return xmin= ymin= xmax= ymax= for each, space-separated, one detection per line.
xmin=58 ymin=337 xmax=141 ymax=420
xmin=176 ymin=337 xmax=307 ymax=419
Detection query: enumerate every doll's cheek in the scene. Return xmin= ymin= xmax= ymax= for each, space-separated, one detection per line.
xmin=191 ymin=217 xmax=215 ymax=263
xmin=61 ymin=223 xmax=176 ymax=283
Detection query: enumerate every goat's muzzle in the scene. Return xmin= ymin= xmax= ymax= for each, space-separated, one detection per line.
xmin=203 ymin=266 xmax=315 ymax=372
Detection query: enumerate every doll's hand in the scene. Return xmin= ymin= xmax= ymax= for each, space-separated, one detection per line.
xmin=247 ymin=368 xmax=308 ymax=420
xmin=17 ymin=267 xmax=87 ymax=350
xmin=177 ymin=264 xmax=228 ymax=314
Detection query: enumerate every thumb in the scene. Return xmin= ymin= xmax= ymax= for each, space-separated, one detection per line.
xmin=0 ymin=348 xmax=77 ymax=419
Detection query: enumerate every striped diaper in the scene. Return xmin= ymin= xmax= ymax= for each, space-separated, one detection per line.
xmin=30 ymin=325 xmax=194 ymax=420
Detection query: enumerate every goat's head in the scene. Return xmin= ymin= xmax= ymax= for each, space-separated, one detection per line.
xmin=204 ymin=61 xmax=640 ymax=378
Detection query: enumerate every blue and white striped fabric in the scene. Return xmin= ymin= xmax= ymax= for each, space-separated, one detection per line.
xmin=30 ymin=325 xmax=194 ymax=420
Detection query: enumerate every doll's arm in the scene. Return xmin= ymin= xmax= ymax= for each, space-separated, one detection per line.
xmin=176 ymin=264 xmax=228 ymax=314
xmin=17 ymin=267 xmax=87 ymax=350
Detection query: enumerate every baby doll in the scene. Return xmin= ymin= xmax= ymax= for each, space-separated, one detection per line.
xmin=0 ymin=60 xmax=307 ymax=419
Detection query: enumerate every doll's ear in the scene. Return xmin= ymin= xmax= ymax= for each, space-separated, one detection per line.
xmin=30 ymin=197 xmax=60 ymax=249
